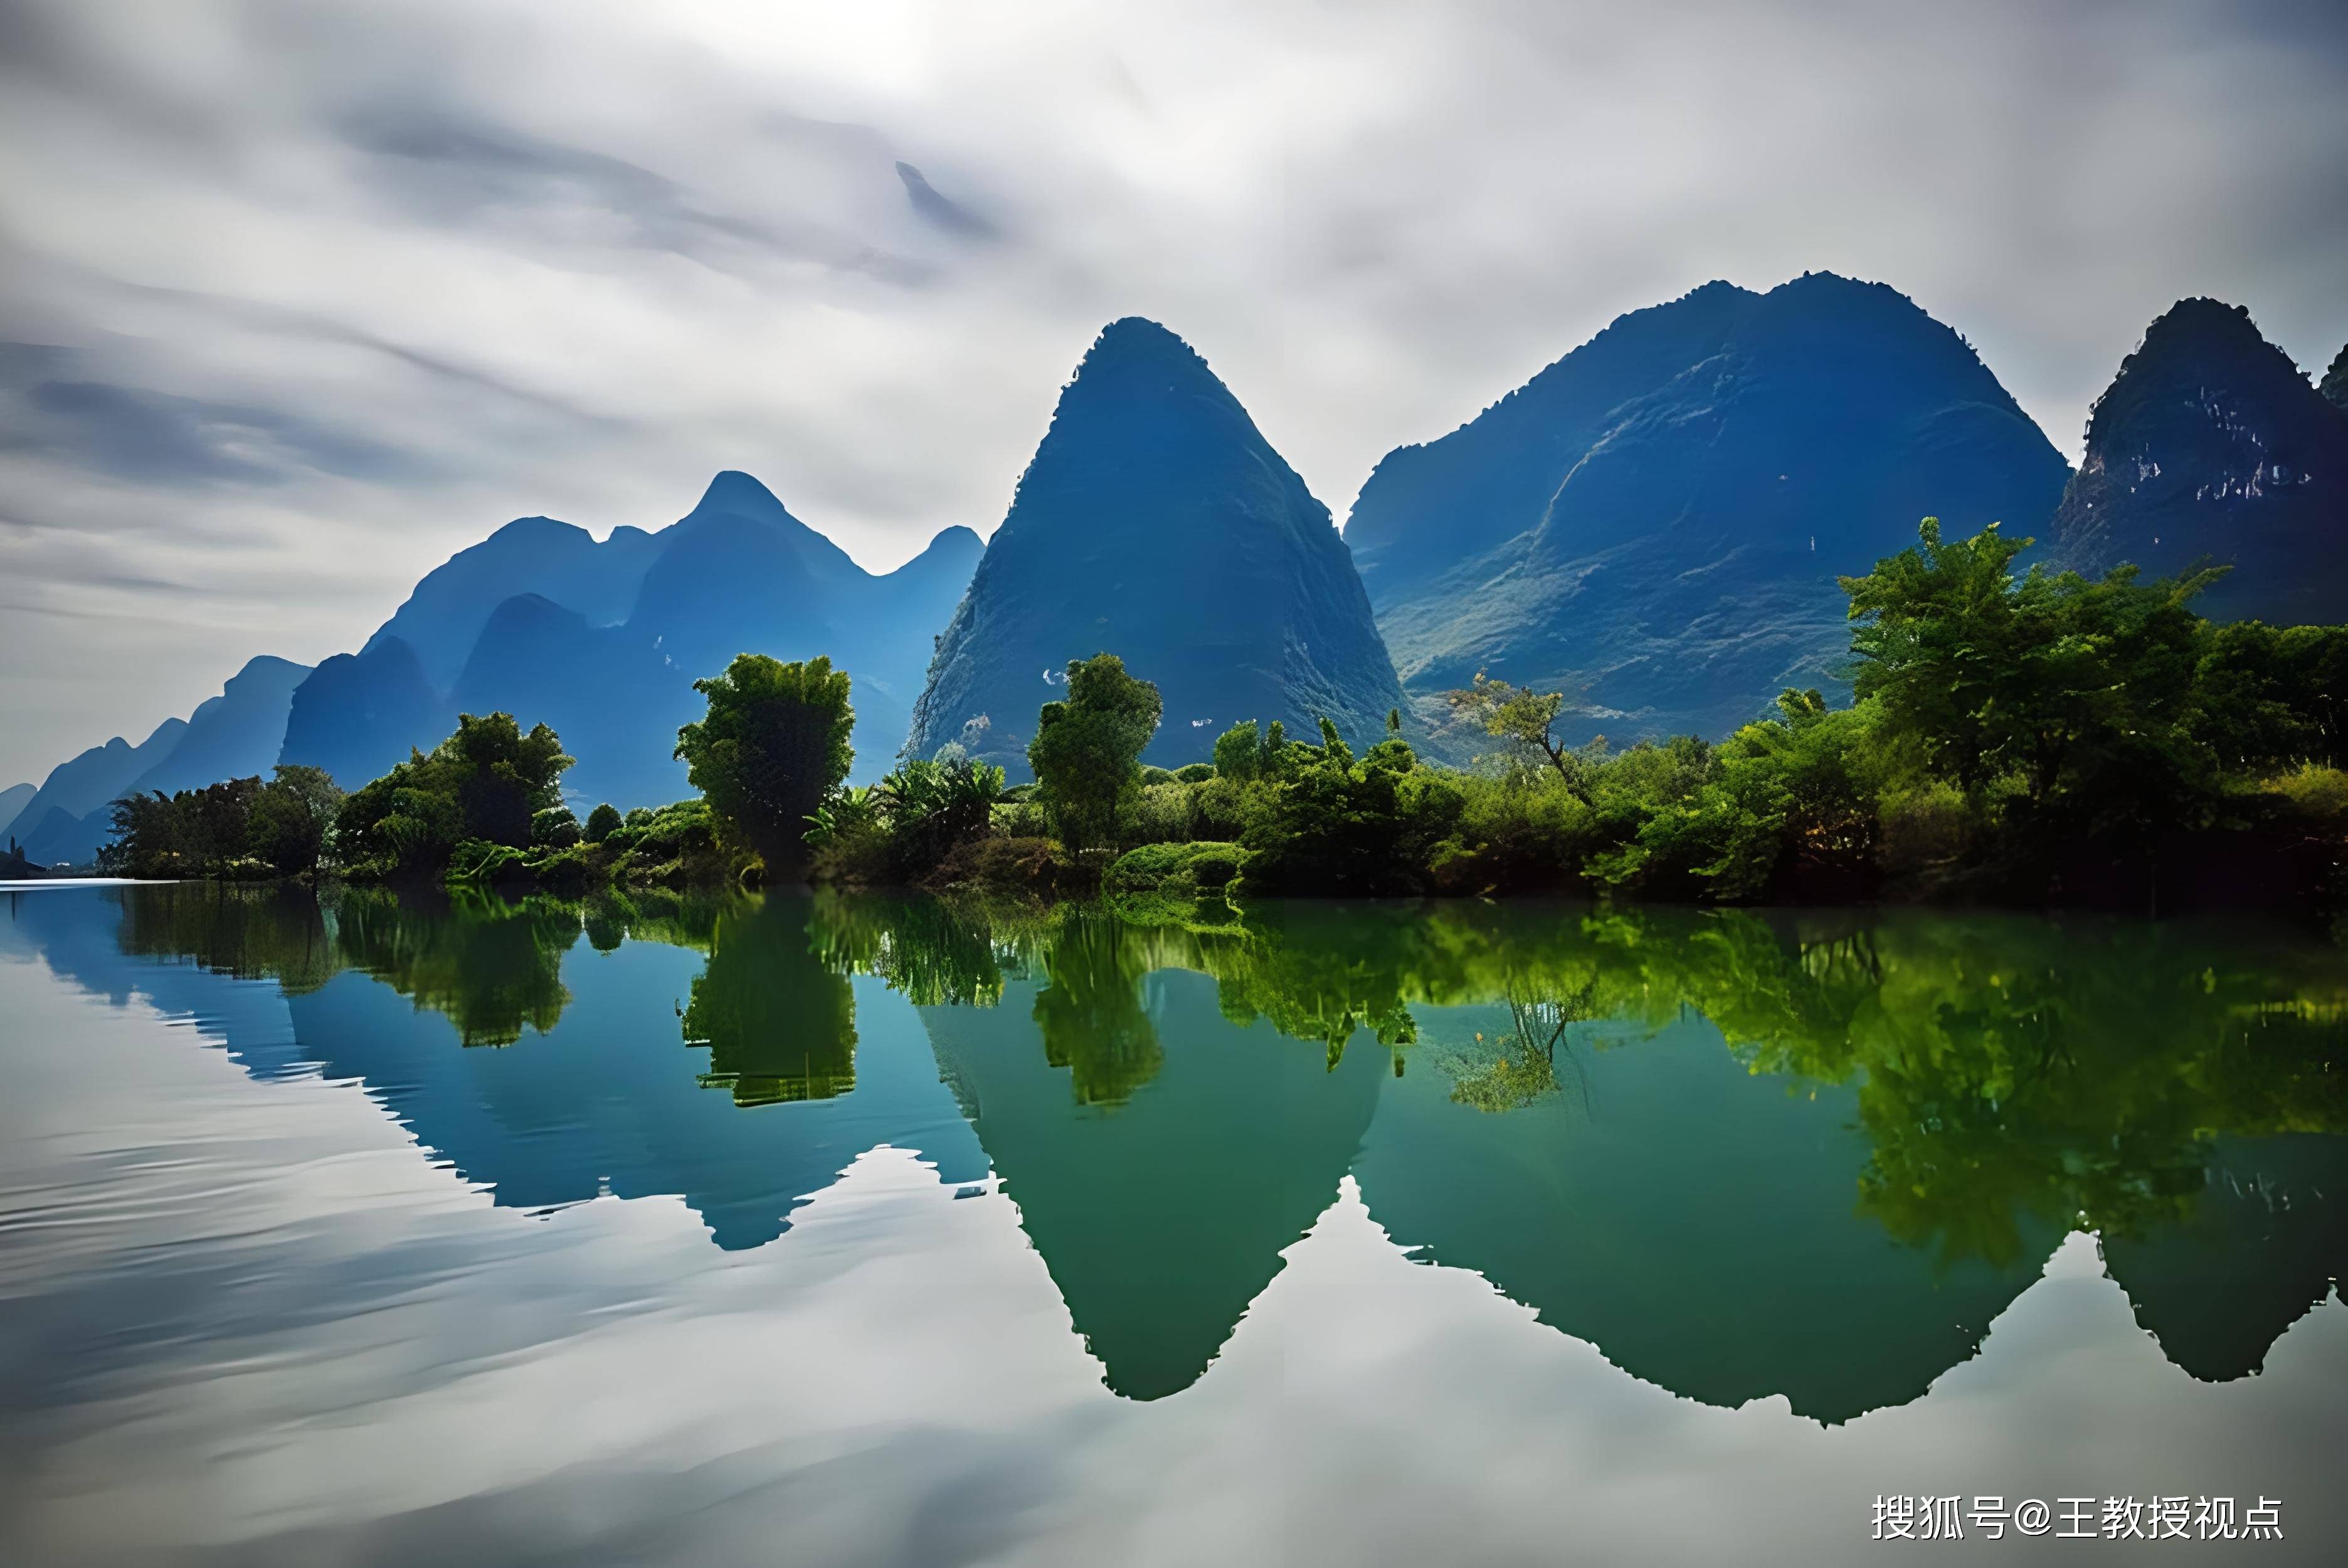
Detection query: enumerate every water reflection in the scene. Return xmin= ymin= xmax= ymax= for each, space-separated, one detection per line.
xmin=6 ymin=882 xmax=2344 ymax=1422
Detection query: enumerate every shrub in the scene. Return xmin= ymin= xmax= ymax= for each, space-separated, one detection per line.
xmin=529 ymin=842 xmax=610 ymax=896
xmin=2268 ymin=763 xmax=2348 ymax=825
xmin=1442 ymin=769 xmax=1591 ymax=891
xmin=1123 ymin=781 xmax=1197 ymax=845
xmin=872 ymin=757 xmax=1007 ymax=875
xmin=992 ymin=797 xmax=1048 ymax=838
xmin=1878 ymin=781 xmax=1976 ymax=881
xmin=1104 ymin=840 xmax=1249 ymax=923
xmin=532 ymin=805 xmax=583 ymax=849
xmin=1240 ymin=721 xmax=1462 ymax=896
xmin=1173 ymin=763 xmax=1217 ymax=784
xmin=928 ymin=835 xmax=1071 ymax=894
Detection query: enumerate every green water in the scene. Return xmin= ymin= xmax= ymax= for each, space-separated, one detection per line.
xmin=3 ymin=882 xmax=2344 ymax=1562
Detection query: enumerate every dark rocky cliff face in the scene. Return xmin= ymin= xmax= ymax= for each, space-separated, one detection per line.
xmin=2049 ymin=299 xmax=2348 ymax=624
xmin=906 ymin=318 xmax=1406 ymax=773
xmin=1345 ymin=273 xmax=2072 ymax=747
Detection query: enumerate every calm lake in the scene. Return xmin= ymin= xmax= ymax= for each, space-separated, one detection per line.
xmin=3 ymin=881 xmax=2345 ymax=1564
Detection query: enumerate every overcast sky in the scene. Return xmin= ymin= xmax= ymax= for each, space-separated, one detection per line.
xmin=3 ymin=0 xmax=2344 ymax=787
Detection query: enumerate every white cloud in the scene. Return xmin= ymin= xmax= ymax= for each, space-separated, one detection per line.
xmin=1 ymin=0 xmax=2343 ymax=783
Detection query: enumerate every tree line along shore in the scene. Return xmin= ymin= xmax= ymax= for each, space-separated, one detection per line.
xmin=36 ymin=521 xmax=2347 ymax=921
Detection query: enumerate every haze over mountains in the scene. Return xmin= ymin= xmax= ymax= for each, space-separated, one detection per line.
xmin=906 ymin=317 xmax=1407 ymax=773
xmin=11 ymin=276 xmax=2344 ymax=866
xmin=280 ymin=474 xmax=983 ymax=805
xmin=3 ymin=656 xmax=309 ymax=865
xmin=1344 ymin=273 xmax=2078 ymax=745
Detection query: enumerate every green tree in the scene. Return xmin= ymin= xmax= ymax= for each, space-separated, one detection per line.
xmin=531 ymin=805 xmax=583 ymax=848
xmin=1028 ymin=653 xmax=1161 ymax=852
xmin=335 ymin=714 xmax=573 ymax=877
xmin=1839 ymin=518 xmax=2031 ymax=797
xmin=1841 ymin=518 xmax=2226 ymax=835
xmin=1240 ymin=718 xmax=1462 ymax=896
xmin=1444 ymin=673 xmax=1597 ymax=800
xmin=2188 ymin=621 xmax=2348 ymax=772
xmin=1213 ymin=718 xmax=1269 ymax=781
xmin=675 ymin=653 xmax=855 ymax=874
xmin=443 ymin=712 xmax=574 ymax=847
xmin=583 ymin=802 xmax=623 ymax=844
xmin=103 ymin=777 xmax=268 ymax=877
xmin=247 ymin=765 xmax=345 ymax=875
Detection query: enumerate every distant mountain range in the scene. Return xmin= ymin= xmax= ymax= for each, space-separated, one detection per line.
xmin=280 ymin=473 xmax=982 ymax=805
xmin=906 ymin=318 xmax=1406 ymax=773
xmin=3 ymin=656 xmax=309 ymax=865
xmin=12 ymin=281 xmax=2342 ymax=858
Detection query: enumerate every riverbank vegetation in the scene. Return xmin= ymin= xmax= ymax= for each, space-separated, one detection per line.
xmin=1062 ymin=520 xmax=2348 ymax=918
xmin=83 ymin=520 xmax=2348 ymax=916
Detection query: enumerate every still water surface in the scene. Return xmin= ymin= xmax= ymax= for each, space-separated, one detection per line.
xmin=3 ymin=883 xmax=2345 ymax=1564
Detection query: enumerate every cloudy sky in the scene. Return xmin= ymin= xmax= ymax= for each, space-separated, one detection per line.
xmin=2 ymin=0 xmax=2344 ymax=787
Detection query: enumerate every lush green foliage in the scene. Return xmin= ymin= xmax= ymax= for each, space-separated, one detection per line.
xmin=807 ymin=756 xmax=1007 ymax=883
xmin=1045 ymin=521 xmax=2348 ymax=911
xmin=1101 ymin=839 xmax=1245 ymax=924
xmin=1239 ymin=719 xmax=1462 ymax=896
xmin=1029 ymin=653 xmax=1161 ymax=852
xmin=337 ymin=711 xmax=574 ymax=879
xmin=1445 ymin=672 xmax=1598 ymax=798
xmin=675 ymin=653 xmax=855 ymax=870
xmin=87 ymin=519 xmax=2348 ymax=916
xmin=102 ymin=765 xmax=346 ymax=879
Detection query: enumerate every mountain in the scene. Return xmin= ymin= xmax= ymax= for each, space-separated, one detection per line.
xmin=366 ymin=515 xmax=661 ymax=689
xmin=278 ymin=513 xmax=663 ymax=791
xmin=6 ymin=657 xmax=310 ymax=866
xmin=1344 ymin=273 xmax=2074 ymax=746
xmin=445 ymin=594 xmax=690 ymax=808
xmin=278 ymin=636 xmax=450 ymax=793
xmin=906 ymin=318 xmax=1407 ymax=772
xmin=16 ymin=808 xmax=100 ymax=869
xmin=865 ymin=524 xmax=985 ymax=722
xmin=1 ymin=717 xmax=188 ymax=855
xmin=0 ymin=783 xmax=33 ymax=839
xmin=124 ymin=656 xmax=310 ymax=799
xmin=278 ymin=475 xmax=982 ymax=803
xmin=443 ymin=475 xmax=983 ymax=802
xmin=618 ymin=474 xmax=979 ymax=777
xmin=2048 ymin=299 xmax=2348 ymax=623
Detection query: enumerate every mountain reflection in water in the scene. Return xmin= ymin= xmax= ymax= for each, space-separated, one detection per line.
xmin=7 ymin=881 xmax=2344 ymax=1425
